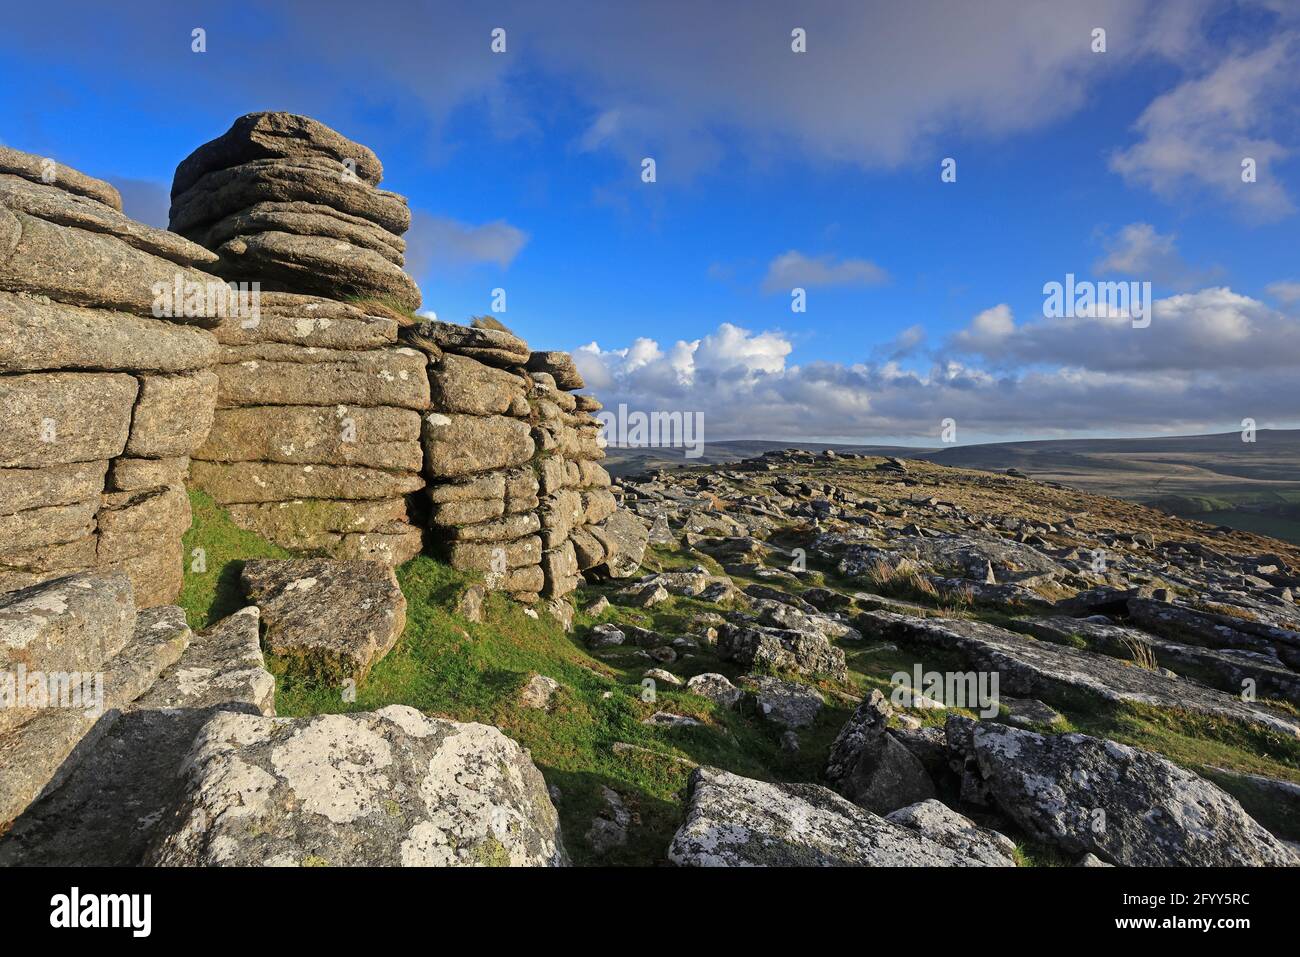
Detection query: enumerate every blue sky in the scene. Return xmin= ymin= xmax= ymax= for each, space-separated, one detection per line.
xmin=2 ymin=1 xmax=1298 ymax=443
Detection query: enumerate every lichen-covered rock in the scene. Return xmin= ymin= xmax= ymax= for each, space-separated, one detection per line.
xmin=124 ymin=371 xmax=220 ymax=458
xmin=0 ymin=372 xmax=138 ymax=468
xmin=0 ymin=572 xmax=136 ymax=734
xmin=190 ymin=459 xmax=424 ymax=504
xmin=145 ymin=706 xmax=568 ymax=867
xmin=951 ymin=718 xmax=1297 ymax=866
xmin=884 ymin=799 xmax=1018 ymax=866
xmin=404 ymin=317 xmax=530 ymax=368
xmin=422 ymin=411 xmax=535 ymax=477
xmin=0 ymin=171 xmax=217 ymax=267
xmin=526 ymin=351 xmax=585 ymax=391
xmin=588 ymin=509 xmax=649 ymax=579
xmin=213 ymin=346 xmax=430 ymax=410
xmin=743 ymin=675 xmax=825 ymax=730
xmin=717 ymin=622 xmax=847 ymax=681
xmin=685 ymin=673 xmax=742 ymax=709
xmin=0 ymin=206 xmax=221 ymax=320
xmin=241 ymin=558 xmax=406 ymax=684
xmin=428 ymin=353 xmax=529 ymax=416
xmin=667 ymin=767 xmax=987 ymax=867
xmin=134 ymin=606 xmax=274 ymax=715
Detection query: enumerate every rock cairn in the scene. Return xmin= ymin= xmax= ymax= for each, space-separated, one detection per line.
xmin=0 ymin=146 xmax=222 ymax=605
xmin=405 ymin=317 xmax=647 ymax=602
xmin=175 ymin=116 xmax=429 ymax=565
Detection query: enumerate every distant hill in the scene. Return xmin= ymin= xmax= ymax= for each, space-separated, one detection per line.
xmin=603 ymin=429 xmax=1300 ymax=544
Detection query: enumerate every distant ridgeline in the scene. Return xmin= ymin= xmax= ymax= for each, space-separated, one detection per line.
xmin=0 ymin=113 xmax=647 ymax=607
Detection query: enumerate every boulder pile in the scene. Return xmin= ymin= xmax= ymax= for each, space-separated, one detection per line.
xmin=1 ymin=147 xmax=222 ymax=605
xmin=406 ymin=317 xmax=647 ymax=602
xmin=174 ymin=117 xmax=429 ymax=565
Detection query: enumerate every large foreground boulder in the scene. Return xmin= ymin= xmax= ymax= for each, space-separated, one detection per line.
xmin=145 ymin=705 xmax=568 ymax=866
xmin=950 ymin=718 xmax=1296 ymax=866
xmin=667 ymin=766 xmax=991 ymax=867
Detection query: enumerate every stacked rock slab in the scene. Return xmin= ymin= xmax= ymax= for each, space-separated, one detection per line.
xmin=174 ymin=115 xmax=427 ymax=564
xmin=0 ymin=147 xmax=222 ymax=605
xmin=406 ymin=319 xmax=545 ymax=600
xmin=406 ymin=318 xmax=646 ymax=601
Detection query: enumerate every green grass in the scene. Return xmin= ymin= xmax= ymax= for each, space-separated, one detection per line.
xmin=179 ymin=490 xmax=292 ymax=630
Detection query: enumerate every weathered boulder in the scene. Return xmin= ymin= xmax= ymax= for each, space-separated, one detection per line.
xmin=213 ymin=346 xmax=430 ymax=410
xmin=200 ymin=202 xmax=405 ymax=264
xmin=211 ymin=292 xmax=398 ymax=349
xmin=743 ymin=675 xmax=825 ymax=730
xmin=212 ymin=231 xmax=421 ymax=310
xmin=588 ymin=509 xmax=649 ymax=579
xmin=0 ymin=572 xmax=135 ymax=734
xmin=527 ymin=351 xmax=585 ymax=391
xmin=241 ymin=558 xmax=407 ymax=684
xmin=145 ymin=706 xmax=568 ymax=866
xmin=0 ymin=171 xmax=216 ymax=267
xmin=171 ymin=112 xmax=384 ymax=199
xmin=428 ymin=353 xmax=529 ymax=416
xmin=950 ymin=717 xmax=1297 ymax=866
xmin=404 ymin=318 xmax=531 ymax=368
xmin=124 ymin=371 xmax=220 ymax=457
xmin=717 ymin=622 xmax=847 ymax=680
xmin=0 ymin=206 xmax=221 ymax=320
xmin=667 ymin=767 xmax=987 ymax=867
xmin=824 ymin=690 xmax=936 ymax=814
xmin=685 ymin=673 xmax=743 ymax=709
xmin=190 ymin=460 xmax=424 ymax=504
xmin=0 ymin=596 xmax=189 ymax=829
xmin=170 ymin=157 xmax=410 ymax=236
xmin=862 ymin=610 xmax=1300 ymax=739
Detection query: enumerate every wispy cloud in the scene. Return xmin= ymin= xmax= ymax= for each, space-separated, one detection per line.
xmin=1109 ymin=34 xmax=1299 ymax=218
xmin=761 ymin=250 xmax=888 ymax=293
xmin=404 ymin=213 xmax=528 ymax=276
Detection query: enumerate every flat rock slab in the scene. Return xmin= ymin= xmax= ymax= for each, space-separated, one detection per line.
xmin=0 ymin=608 xmax=274 ymax=866
xmin=242 ymin=558 xmax=406 ymax=684
xmin=863 ymin=610 xmax=1300 ymax=739
xmin=667 ymin=767 xmax=988 ymax=867
xmin=145 ymin=705 xmax=568 ymax=867
xmin=0 ymin=291 xmax=218 ymax=374
xmin=0 ymin=603 xmax=189 ymax=829
xmin=0 ymin=145 xmax=122 ymax=209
